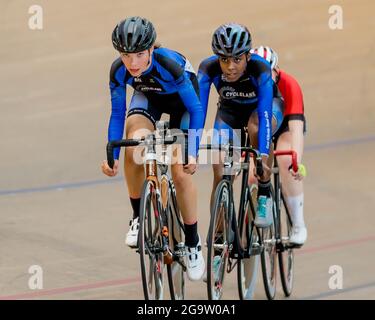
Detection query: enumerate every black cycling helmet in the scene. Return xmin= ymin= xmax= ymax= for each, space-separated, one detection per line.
xmin=112 ymin=16 xmax=156 ymax=53
xmin=212 ymin=23 xmax=252 ymax=57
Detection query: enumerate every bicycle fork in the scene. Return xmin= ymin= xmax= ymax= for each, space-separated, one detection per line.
xmin=159 ymin=170 xmax=186 ymax=271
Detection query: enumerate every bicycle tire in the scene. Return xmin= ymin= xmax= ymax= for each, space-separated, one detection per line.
xmin=237 ymin=184 xmax=260 ymax=300
xmin=167 ymin=181 xmax=185 ymax=300
xmin=207 ymin=180 xmax=230 ymax=300
xmin=278 ymin=192 xmax=294 ymax=297
xmin=260 ymin=186 xmax=277 ymax=300
xmin=139 ymin=180 xmax=164 ymax=300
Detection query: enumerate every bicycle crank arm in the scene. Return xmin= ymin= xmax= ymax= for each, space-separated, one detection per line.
xmin=175 ymin=258 xmax=187 ymax=272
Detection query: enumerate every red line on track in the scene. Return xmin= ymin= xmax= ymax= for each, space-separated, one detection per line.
xmin=0 ymin=276 xmax=141 ymax=300
xmin=1 ymin=235 xmax=374 ymax=300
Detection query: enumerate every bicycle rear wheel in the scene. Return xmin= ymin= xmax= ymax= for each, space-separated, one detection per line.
xmin=167 ymin=181 xmax=185 ymax=300
xmin=207 ymin=180 xmax=230 ymax=300
xmin=237 ymin=184 xmax=260 ymax=300
xmin=260 ymin=187 xmax=277 ymax=300
xmin=278 ymin=192 xmax=294 ymax=297
xmin=139 ymin=180 xmax=164 ymax=300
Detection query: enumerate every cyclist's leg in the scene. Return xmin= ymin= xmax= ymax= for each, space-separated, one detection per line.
xmin=125 ymin=91 xmax=161 ymax=199
xmin=210 ymin=107 xmax=242 ymax=211
xmin=168 ymin=105 xmax=198 ymax=227
xmin=124 ymin=91 xmax=162 ymax=246
xmin=248 ymin=97 xmax=284 ymax=227
xmin=275 ymin=117 xmax=304 ymax=196
xmin=169 ymin=105 xmax=205 ymax=281
xmin=275 ymin=116 xmax=307 ymax=244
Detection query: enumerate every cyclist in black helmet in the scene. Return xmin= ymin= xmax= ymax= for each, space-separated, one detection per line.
xmin=198 ymin=23 xmax=284 ymax=228
xmin=102 ymin=16 xmax=206 ymax=281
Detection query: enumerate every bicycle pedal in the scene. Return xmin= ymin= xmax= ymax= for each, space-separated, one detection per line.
xmin=127 ymin=243 xmax=139 ymax=250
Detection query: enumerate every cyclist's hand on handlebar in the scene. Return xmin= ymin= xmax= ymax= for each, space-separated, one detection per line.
xmin=183 ymin=156 xmax=197 ymax=175
xmin=101 ymin=159 xmax=119 ymax=177
xmin=289 ymin=163 xmax=306 ymax=181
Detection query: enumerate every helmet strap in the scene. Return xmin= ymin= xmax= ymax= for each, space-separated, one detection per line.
xmin=146 ymin=48 xmax=153 ymax=68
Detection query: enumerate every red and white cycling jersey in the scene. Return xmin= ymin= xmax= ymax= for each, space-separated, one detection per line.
xmin=277 ymin=69 xmax=304 ymax=116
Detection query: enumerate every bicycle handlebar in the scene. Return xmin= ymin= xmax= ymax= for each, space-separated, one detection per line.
xmin=199 ymin=144 xmax=264 ymax=177
xmin=106 ymin=135 xmax=178 ymax=169
xmin=273 ymin=150 xmax=298 ymax=173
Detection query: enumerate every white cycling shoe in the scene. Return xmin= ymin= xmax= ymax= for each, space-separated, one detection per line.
xmin=185 ymin=237 xmax=205 ymax=281
xmin=289 ymin=226 xmax=307 ymax=246
xmin=125 ymin=217 xmax=139 ymax=248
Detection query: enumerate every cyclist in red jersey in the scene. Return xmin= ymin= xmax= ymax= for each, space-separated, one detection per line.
xmin=251 ymin=46 xmax=307 ymax=245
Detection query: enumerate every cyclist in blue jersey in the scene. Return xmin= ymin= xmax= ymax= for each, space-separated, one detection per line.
xmin=198 ymin=23 xmax=284 ymax=228
xmin=101 ymin=17 xmax=205 ymax=281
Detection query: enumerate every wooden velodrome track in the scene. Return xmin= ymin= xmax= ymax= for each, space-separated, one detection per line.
xmin=0 ymin=0 xmax=374 ymax=299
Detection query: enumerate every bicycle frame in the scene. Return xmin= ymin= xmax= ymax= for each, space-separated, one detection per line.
xmin=106 ymin=125 xmax=186 ymax=266
xmin=107 ymin=122 xmax=188 ymax=300
xmin=200 ymin=142 xmax=264 ymax=267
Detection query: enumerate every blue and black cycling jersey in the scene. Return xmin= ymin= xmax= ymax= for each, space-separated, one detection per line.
xmin=198 ymin=54 xmax=275 ymax=157
xmin=108 ymin=47 xmax=205 ymax=159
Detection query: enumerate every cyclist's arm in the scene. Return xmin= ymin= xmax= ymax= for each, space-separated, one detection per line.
xmin=256 ymin=73 xmax=274 ymax=158
xmin=288 ymin=120 xmax=304 ymax=163
xmin=176 ymin=73 xmax=206 ymax=158
xmin=108 ymin=80 xmax=127 ymax=160
xmin=281 ymin=72 xmax=305 ymax=163
xmin=197 ymin=61 xmax=213 ymax=122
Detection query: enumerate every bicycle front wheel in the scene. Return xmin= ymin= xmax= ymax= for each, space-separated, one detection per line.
xmin=207 ymin=180 xmax=230 ymax=300
xmin=139 ymin=180 xmax=164 ymax=300
xmin=237 ymin=184 xmax=260 ymax=300
xmin=260 ymin=187 xmax=277 ymax=300
xmin=278 ymin=192 xmax=294 ymax=297
xmin=167 ymin=181 xmax=185 ymax=300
